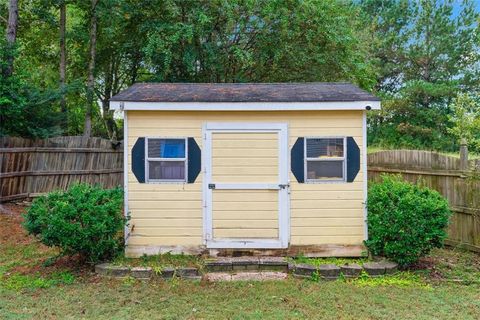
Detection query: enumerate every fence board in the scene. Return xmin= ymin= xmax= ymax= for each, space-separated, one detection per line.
xmin=0 ymin=136 xmax=123 ymax=201
xmin=368 ymin=150 xmax=480 ymax=252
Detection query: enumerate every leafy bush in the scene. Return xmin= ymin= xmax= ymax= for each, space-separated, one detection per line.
xmin=365 ymin=175 xmax=451 ymax=267
xmin=23 ymin=183 xmax=125 ymax=264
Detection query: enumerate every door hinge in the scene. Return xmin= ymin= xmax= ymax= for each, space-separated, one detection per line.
xmin=208 ymin=183 xmax=216 ymax=189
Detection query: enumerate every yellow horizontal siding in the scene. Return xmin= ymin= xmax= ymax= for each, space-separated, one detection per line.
xmin=131 ymin=218 xmax=202 ymax=228
xmin=292 ymin=235 xmax=364 ymax=245
xmin=214 ymin=229 xmax=278 ymax=239
xmin=291 ymin=217 xmax=364 ymax=227
xmin=127 ymin=236 xmax=202 ymax=246
xmin=290 ymin=208 xmax=364 ymax=218
xmin=127 ymin=110 xmax=365 ymax=249
xmin=291 ymin=226 xmax=363 ymax=236
xmin=212 ymin=189 xmax=278 ymax=239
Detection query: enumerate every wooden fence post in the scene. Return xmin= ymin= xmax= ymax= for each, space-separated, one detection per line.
xmin=460 ymin=138 xmax=469 ymax=171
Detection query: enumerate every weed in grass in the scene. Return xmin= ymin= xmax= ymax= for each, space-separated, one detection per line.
xmin=350 ymin=271 xmax=430 ymax=289
xmin=430 ymin=247 xmax=480 ymax=283
xmin=0 ymin=270 xmax=75 ymax=291
xmin=152 ymin=265 xmax=163 ymax=276
xmin=113 ymin=252 xmax=203 ymax=270
xmin=122 ymin=276 xmax=136 ymax=286
xmin=292 ymin=255 xmax=368 ymax=267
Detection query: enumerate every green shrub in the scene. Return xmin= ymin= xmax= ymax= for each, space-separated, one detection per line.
xmin=365 ymin=175 xmax=451 ymax=267
xmin=23 ymin=183 xmax=125 ymax=264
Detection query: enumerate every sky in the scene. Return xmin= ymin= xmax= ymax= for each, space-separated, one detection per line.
xmin=452 ymin=0 xmax=480 ymax=17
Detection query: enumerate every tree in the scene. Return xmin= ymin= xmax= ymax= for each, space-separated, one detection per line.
xmin=363 ymin=0 xmax=480 ymax=151
xmin=143 ymin=0 xmax=375 ymax=87
xmin=448 ymin=93 xmax=480 ymax=152
xmin=59 ymin=0 xmax=67 ymax=119
xmin=83 ymin=0 xmax=98 ymax=137
xmin=3 ymin=0 xmax=18 ymax=77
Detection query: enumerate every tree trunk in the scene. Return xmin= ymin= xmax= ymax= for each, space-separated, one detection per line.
xmin=100 ymin=55 xmax=118 ymax=140
xmin=59 ymin=1 xmax=67 ymax=129
xmin=84 ymin=0 xmax=98 ymax=137
xmin=4 ymin=0 xmax=18 ymax=77
xmin=102 ymin=99 xmax=118 ymax=141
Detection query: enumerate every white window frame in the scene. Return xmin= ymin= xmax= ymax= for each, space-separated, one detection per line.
xmin=145 ymin=137 xmax=188 ymax=183
xmin=304 ymin=136 xmax=347 ymax=183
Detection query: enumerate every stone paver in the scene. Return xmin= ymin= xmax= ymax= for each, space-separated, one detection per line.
xmin=318 ymin=264 xmax=341 ymax=280
xmin=293 ymin=264 xmax=316 ymax=278
xmin=130 ymin=267 xmax=152 ymax=279
xmin=177 ymin=267 xmax=201 ymax=279
xmin=156 ymin=267 xmax=175 ymax=279
xmin=340 ymin=264 xmax=363 ymax=278
xmin=95 ymin=263 xmax=129 ymax=277
xmin=363 ymin=262 xmax=386 ymax=277
xmin=205 ymin=272 xmax=288 ymax=282
xmin=384 ymin=262 xmax=399 ymax=274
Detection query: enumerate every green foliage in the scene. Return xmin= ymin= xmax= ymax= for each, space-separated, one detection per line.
xmin=3 ymin=0 xmax=480 ymax=151
xmin=448 ymin=93 xmax=480 ymax=153
xmin=143 ymin=0 xmax=375 ymax=87
xmin=0 ymin=40 xmax=64 ymax=139
xmin=350 ymin=271 xmax=429 ymax=288
xmin=23 ymin=183 xmax=126 ymax=264
xmin=293 ymin=256 xmax=367 ymax=267
xmin=0 ymin=271 xmax=75 ymax=291
xmin=365 ymin=0 xmax=480 ymax=151
xmin=365 ymin=175 xmax=452 ymax=267
xmin=113 ymin=252 xmax=203 ymax=269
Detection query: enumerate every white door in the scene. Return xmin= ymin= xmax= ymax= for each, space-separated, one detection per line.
xmin=203 ymin=123 xmax=289 ymax=249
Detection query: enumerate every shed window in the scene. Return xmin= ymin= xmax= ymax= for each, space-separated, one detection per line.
xmin=146 ymin=138 xmax=187 ymax=182
xmin=305 ymin=137 xmax=346 ymax=182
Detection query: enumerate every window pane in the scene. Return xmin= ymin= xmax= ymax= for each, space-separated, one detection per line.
xmin=148 ymin=139 xmax=185 ymax=158
xmin=306 ymin=160 xmax=344 ymax=180
xmin=149 ymin=161 xmax=185 ymax=180
xmin=307 ymin=138 xmax=344 ymax=158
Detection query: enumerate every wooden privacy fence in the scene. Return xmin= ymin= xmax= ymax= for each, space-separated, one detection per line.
xmin=0 ymin=136 xmax=123 ymax=202
xmin=368 ymin=149 xmax=480 ymax=253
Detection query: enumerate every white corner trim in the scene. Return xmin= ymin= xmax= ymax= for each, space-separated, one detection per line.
xmin=123 ymin=111 xmax=130 ymax=245
xmin=110 ymin=100 xmax=381 ymax=111
xmin=362 ymin=110 xmax=368 ymax=241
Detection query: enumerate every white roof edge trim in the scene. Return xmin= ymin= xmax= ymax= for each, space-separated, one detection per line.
xmin=110 ymin=100 xmax=381 ymax=111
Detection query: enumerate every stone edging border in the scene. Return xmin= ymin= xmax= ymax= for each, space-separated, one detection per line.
xmin=95 ymin=264 xmax=201 ymax=280
xmin=95 ymin=259 xmax=398 ymax=281
xmin=292 ymin=262 xmax=398 ymax=280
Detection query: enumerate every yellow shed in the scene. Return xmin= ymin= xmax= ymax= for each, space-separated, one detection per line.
xmin=110 ymin=83 xmax=381 ymax=257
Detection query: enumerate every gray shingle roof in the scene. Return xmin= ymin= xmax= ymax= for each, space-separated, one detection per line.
xmin=110 ymin=83 xmax=380 ymax=103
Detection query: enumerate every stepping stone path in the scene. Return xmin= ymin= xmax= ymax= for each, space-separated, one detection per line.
xmin=95 ymin=258 xmax=398 ymax=281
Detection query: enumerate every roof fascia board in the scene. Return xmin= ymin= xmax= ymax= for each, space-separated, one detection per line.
xmin=110 ymin=100 xmax=380 ymax=111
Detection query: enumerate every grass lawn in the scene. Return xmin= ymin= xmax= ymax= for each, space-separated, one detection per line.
xmin=1 ymin=203 xmax=480 ymax=319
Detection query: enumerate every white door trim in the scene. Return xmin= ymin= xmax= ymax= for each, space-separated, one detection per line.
xmin=202 ymin=122 xmax=290 ymax=249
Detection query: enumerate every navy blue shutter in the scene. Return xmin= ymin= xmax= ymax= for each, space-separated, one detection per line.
xmin=291 ymin=138 xmax=305 ymax=183
xmin=346 ymin=137 xmax=360 ymax=182
xmin=131 ymin=137 xmax=145 ymax=183
xmin=187 ymin=138 xmax=201 ymax=183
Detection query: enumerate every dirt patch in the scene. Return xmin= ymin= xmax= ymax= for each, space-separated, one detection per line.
xmin=409 ymin=248 xmax=480 ymax=282
xmin=0 ymin=202 xmax=31 ymax=245
xmin=0 ymin=202 xmax=93 ymax=280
